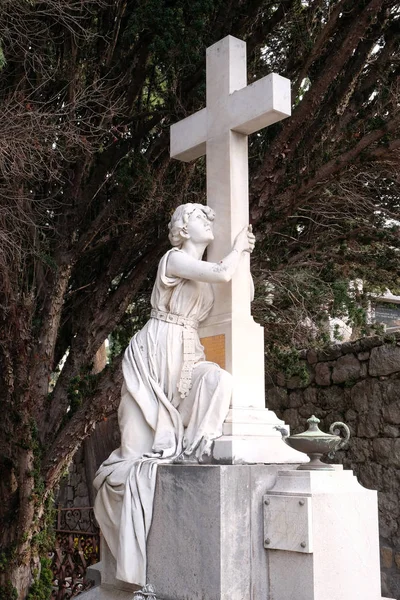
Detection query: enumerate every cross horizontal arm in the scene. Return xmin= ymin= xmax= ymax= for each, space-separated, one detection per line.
xmin=170 ymin=74 xmax=291 ymax=162
xmin=170 ymin=108 xmax=206 ymax=162
xmin=229 ymin=73 xmax=291 ymax=136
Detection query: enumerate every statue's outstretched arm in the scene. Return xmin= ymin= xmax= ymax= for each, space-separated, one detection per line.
xmin=167 ymin=226 xmax=255 ymax=284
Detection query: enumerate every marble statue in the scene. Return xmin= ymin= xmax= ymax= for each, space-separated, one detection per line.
xmin=93 ymin=203 xmax=255 ymax=586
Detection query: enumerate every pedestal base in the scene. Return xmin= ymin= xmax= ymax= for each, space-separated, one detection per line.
xmin=78 ymin=585 xmax=135 ymax=599
xmin=212 ymin=433 xmax=308 ymax=464
xmin=213 ymin=407 xmax=309 ymax=464
xmin=264 ymin=467 xmax=391 ymax=600
xmin=80 ymin=464 xmax=391 ymax=600
xmin=146 ymin=464 xmax=293 ymax=600
xmin=79 ymin=540 xmax=141 ymax=599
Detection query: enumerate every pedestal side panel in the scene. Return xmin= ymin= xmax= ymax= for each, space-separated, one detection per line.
xmin=147 ymin=465 xmax=221 ymax=600
xmin=147 ymin=464 xmax=282 ymax=600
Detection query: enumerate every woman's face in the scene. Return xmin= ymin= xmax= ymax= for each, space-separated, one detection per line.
xmin=184 ymin=209 xmax=214 ymax=244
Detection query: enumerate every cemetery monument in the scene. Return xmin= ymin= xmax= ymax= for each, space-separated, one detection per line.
xmin=81 ymin=35 xmax=391 ymax=600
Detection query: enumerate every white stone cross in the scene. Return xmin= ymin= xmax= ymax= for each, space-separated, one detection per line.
xmin=171 ymin=36 xmax=295 ymax=463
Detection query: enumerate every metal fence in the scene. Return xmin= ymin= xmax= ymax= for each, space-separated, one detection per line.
xmin=50 ymin=507 xmax=100 ymax=599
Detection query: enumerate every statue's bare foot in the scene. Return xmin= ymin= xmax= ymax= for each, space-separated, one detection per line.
xmin=133 ymin=583 xmax=157 ymax=599
xmin=197 ymin=438 xmax=214 ymax=463
xmin=173 ymin=452 xmax=199 ymax=464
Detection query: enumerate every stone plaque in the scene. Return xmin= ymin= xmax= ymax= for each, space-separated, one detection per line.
xmin=374 ymin=302 xmax=400 ymax=332
xmin=263 ymin=494 xmax=313 ymax=553
xmin=200 ymin=334 xmax=226 ymax=369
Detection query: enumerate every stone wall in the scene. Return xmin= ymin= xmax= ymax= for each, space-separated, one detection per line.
xmin=266 ymin=333 xmax=400 ymax=600
xmin=57 ymin=445 xmax=91 ymax=508
xmin=57 ymin=414 xmax=120 ymax=508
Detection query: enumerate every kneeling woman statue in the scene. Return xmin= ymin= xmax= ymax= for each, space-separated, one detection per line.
xmin=94 ymin=203 xmax=255 ymax=586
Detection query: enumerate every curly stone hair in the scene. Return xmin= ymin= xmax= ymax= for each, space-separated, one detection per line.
xmin=168 ymin=203 xmax=215 ymax=247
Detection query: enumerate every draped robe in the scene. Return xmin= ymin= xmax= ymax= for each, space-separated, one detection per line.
xmin=94 ymin=248 xmax=232 ymax=585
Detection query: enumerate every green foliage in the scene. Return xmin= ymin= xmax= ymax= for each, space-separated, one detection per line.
xmin=108 ymin=289 xmax=152 ymax=361
xmin=268 ymin=346 xmax=310 ymax=385
xmin=0 ymin=544 xmax=17 ymax=573
xmin=0 ymin=582 xmax=18 ymax=600
xmin=31 ymin=499 xmax=56 ymax=554
xmin=66 ymin=369 xmax=98 ymax=417
xmin=27 ymin=558 xmax=53 ymax=600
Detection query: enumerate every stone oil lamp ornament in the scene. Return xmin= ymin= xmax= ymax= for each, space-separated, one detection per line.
xmin=276 ymin=415 xmax=350 ymax=470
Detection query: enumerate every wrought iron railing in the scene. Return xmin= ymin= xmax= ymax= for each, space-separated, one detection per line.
xmin=50 ymin=507 xmax=100 ymax=599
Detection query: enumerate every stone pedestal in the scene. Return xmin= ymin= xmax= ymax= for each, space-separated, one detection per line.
xmin=80 ymin=464 xmax=392 ymax=600
xmin=264 ymin=467 xmax=392 ymax=600
xmin=78 ymin=539 xmax=141 ymax=599
xmin=212 ymin=407 xmax=308 ymax=464
xmin=147 ymin=464 xmax=287 ymax=600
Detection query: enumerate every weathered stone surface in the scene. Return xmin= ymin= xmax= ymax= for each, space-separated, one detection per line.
xmin=74 ymin=495 xmax=89 ymax=508
xmin=391 ymin=440 xmax=400 ymax=468
xmin=345 ymin=408 xmax=358 ymax=423
xmin=332 ymin=354 xmax=361 ymax=384
xmin=265 ymin=385 xmax=287 ymax=410
xmin=282 ymin=408 xmax=301 ymax=429
xmin=303 ymin=386 xmax=318 ymax=404
xmin=357 ymin=414 xmax=381 ymax=438
xmin=318 ymin=387 xmax=344 ymax=410
xmin=76 ymin=482 xmax=88 ymax=497
xmin=286 ymin=375 xmax=302 ymax=389
xmin=275 ymin=371 xmax=286 ymax=387
xmin=369 ymin=344 xmax=400 ymax=377
xmin=288 ymin=391 xmax=304 ymax=408
xmin=358 ymin=351 xmax=370 ymax=361
xmin=306 ymin=349 xmax=318 ymax=364
xmin=360 ymin=336 xmax=384 ymax=351
xmin=381 ymin=547 xmax=394 ymax=569
xmin=315 ymin=362 xmax=331 ymax=386
xmin=70 ymin=473 xmax=79 ymax=487
xmin=380 ymin=572 xmax=390 ymax=599
xmin=340 ymin=341 xmax=362 ymax=354
xmin=347 ymin=438 xmax=371 ymax=463
xmin=351 ymin=379 xmax=381 ymax=413
xmin=298 ymin=402 xmax=320 ymax=420
xmin=382 ymin=379 xmax=400 ymax=405
xmin=373 ymin=439 xmax=392 ymax=463
xmin=383 ymin=402 xmax=400 ymax=425
xmin=383 ymin=425 xmax=400 ymax=438
xmin=379 ymin=507 xmax=399 ymax=541
xmin=372 ymin=439 xmax=400 ymax=468
xmin=317 ymin=345 xmax=342 ymax=361
xmin=357 ymin=462 xmax=382 ymax=491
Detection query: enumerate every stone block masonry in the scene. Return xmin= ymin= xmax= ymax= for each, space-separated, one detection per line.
xmin=266 ymin=332 xmax=400 ymax=600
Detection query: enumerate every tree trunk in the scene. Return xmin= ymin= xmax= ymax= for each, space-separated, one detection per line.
xmin=0 ymin=447 xmax=42 ymax=600
xmin=0 ymin=397 xmax=48 ymax=600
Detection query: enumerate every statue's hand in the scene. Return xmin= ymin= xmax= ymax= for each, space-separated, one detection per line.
xmin=234 ymin=225 xmax=255 ymax=254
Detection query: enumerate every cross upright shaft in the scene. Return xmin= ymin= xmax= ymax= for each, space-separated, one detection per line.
xmin=171 ymin=36 xmax=291 ymax=410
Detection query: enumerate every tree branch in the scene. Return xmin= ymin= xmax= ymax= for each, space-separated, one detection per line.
xmin=43 ymin=353 xmax=123 ymax=491
xmin=251 ymin=0 xmax=385 ymax=215
xmin=42 ymin=238 xmax=167 ymax=443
